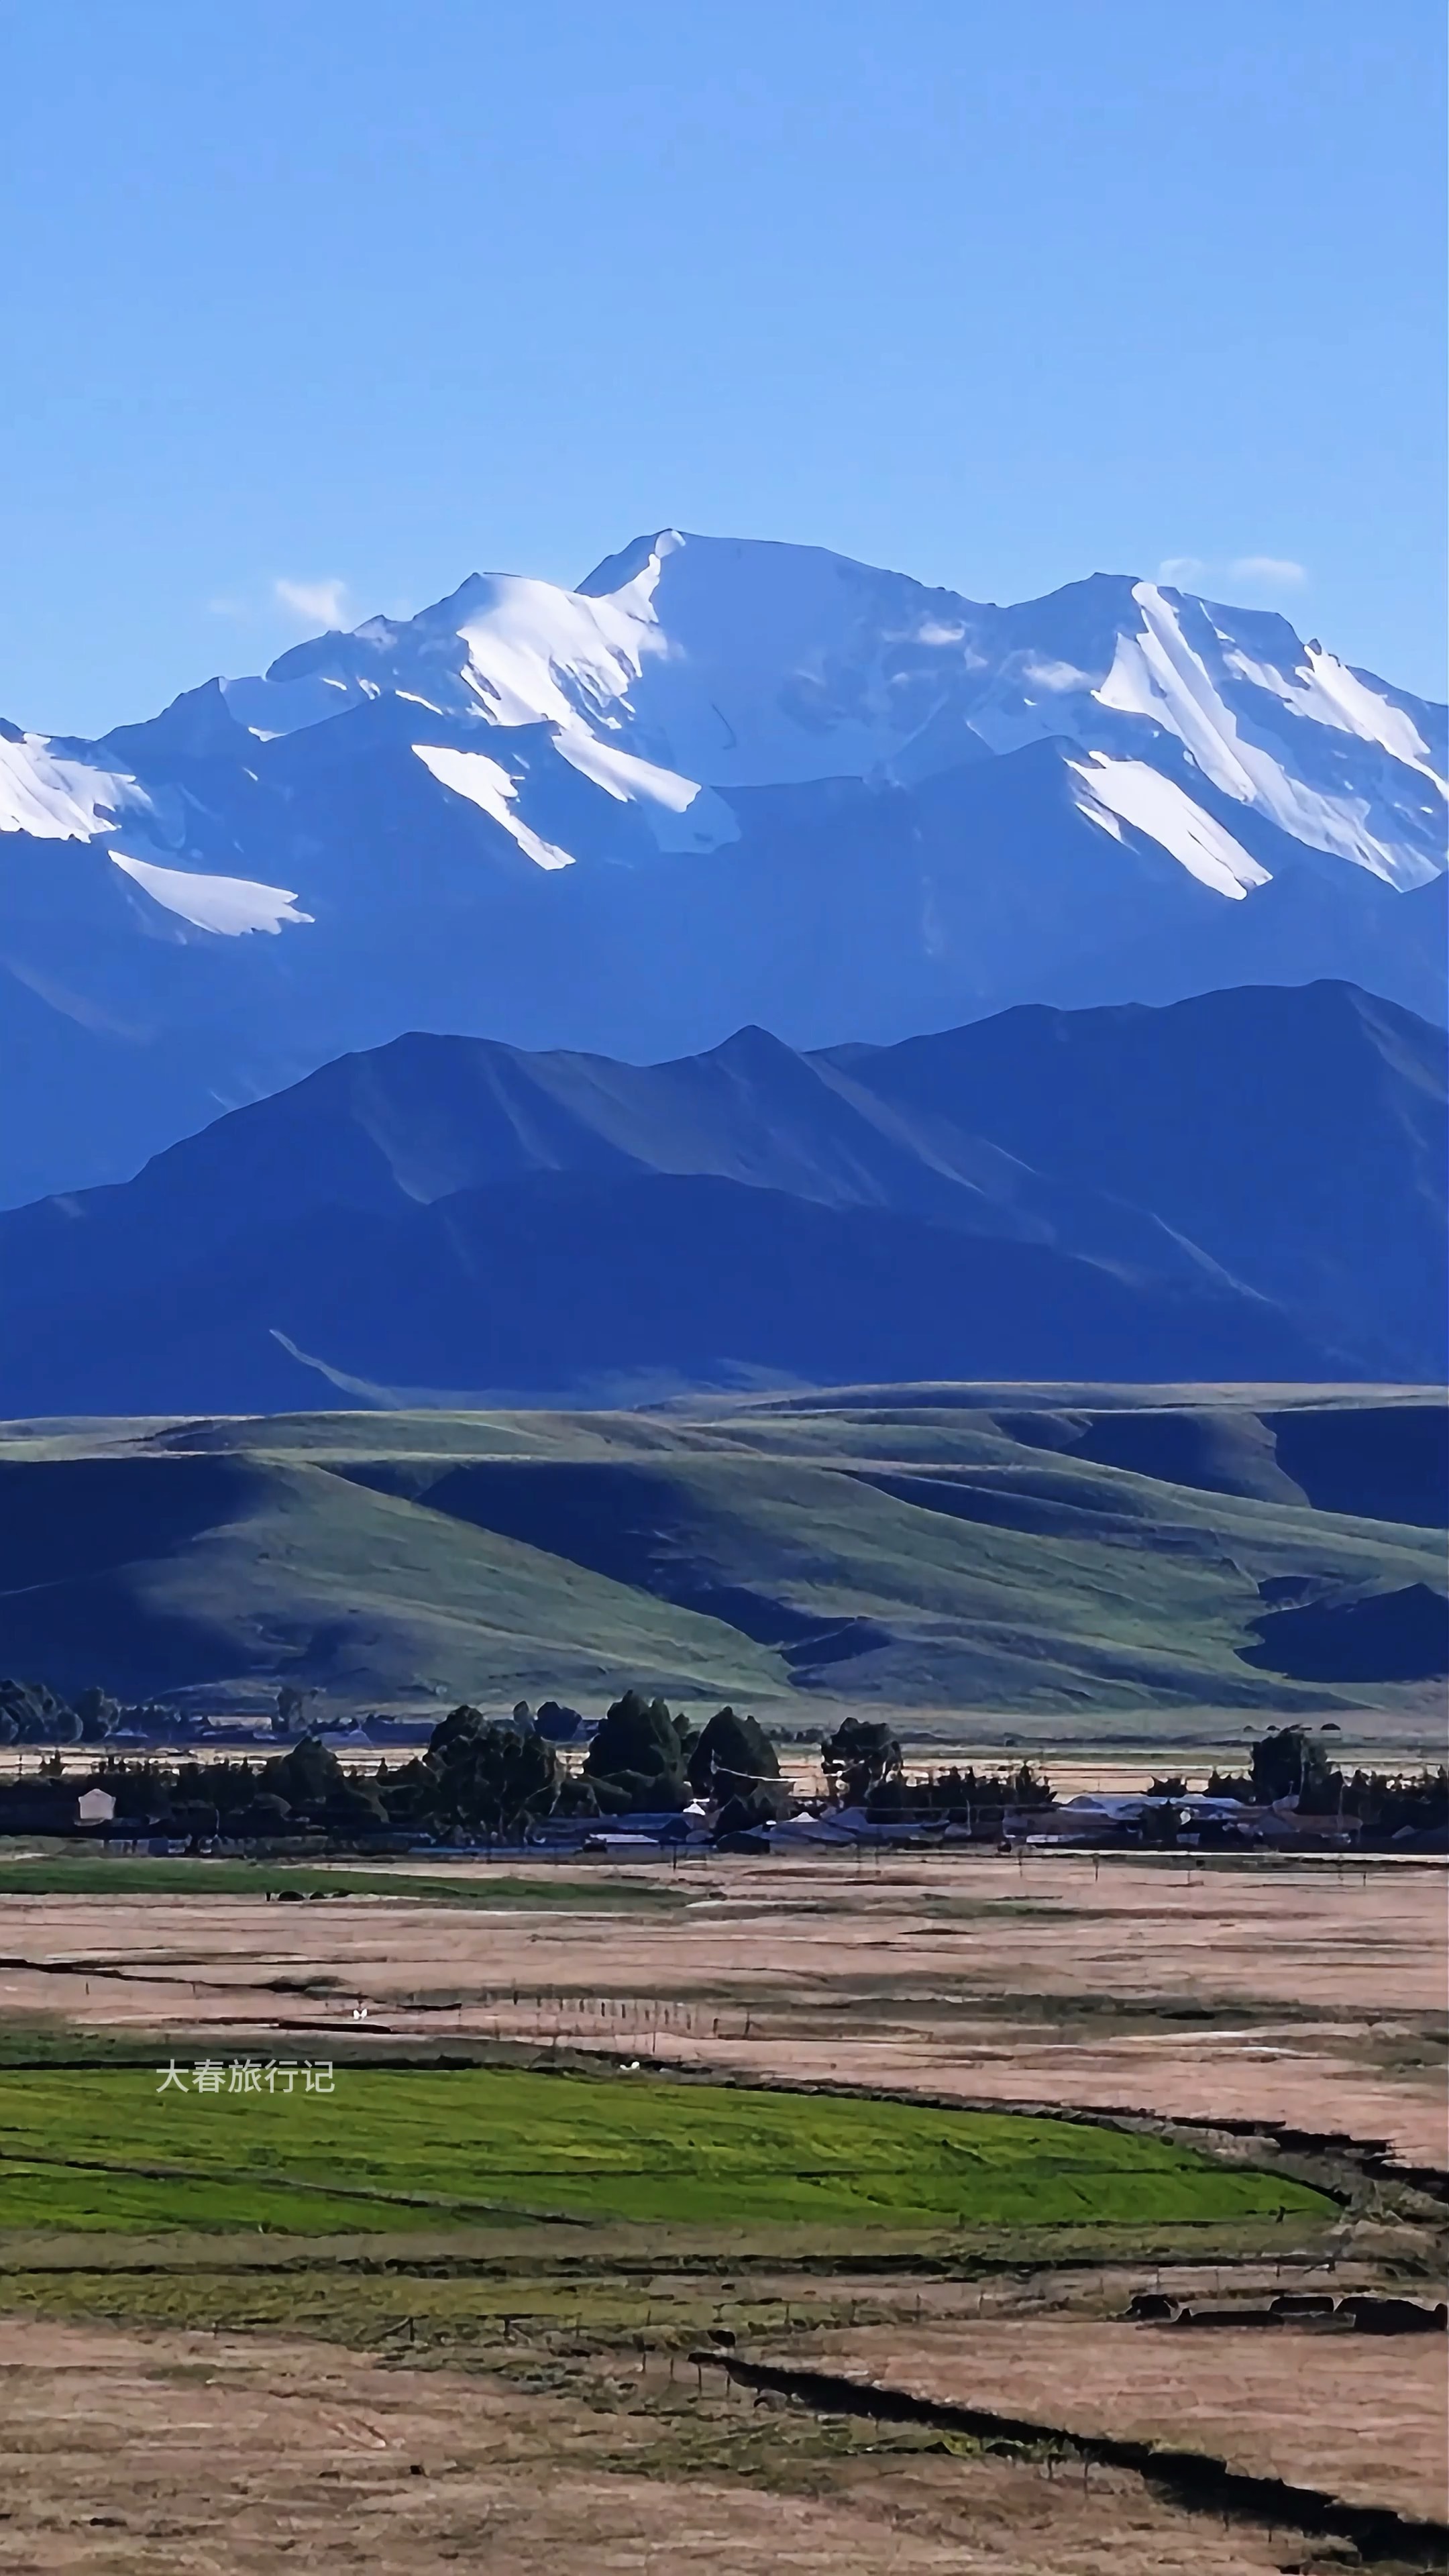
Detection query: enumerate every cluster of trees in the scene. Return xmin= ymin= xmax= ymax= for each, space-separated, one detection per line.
xmin=1206 ymin=1723 xmax=1447 ymax=1835
xmin=812 ymin=1716 xmax=1057 ymax=1823
xmin=54 ymin=1690 xmax=794 ymax=1847
xmin=32 ymin=1699 xmax=1056 ymax=1846
xmin=83 ymin=1739 xmax=381 ymax=1846
xmin=867 ymin=1759 xmax=1056 ymax=1824
xmin=0 ymin=1678 xmax=184 ymax=1745
xmin=388 ymin=1692 xmax=793 ymax=1839
xmin=1334 ymin=1766 xmax=1448 ymax=1837
xmin=0 ymin=1675 xmax=344 ymax=1747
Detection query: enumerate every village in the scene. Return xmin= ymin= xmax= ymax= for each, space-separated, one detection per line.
xmin=1 ymin=1682 xmax=1443 ymax=1859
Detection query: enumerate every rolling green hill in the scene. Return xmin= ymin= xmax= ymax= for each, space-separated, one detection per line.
xmin=0 ymin=1387 xmax=1442 ymax=1722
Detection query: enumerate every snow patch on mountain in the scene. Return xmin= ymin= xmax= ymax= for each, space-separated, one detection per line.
xmin=218 ymin=549 xmax=682 ymax=747
xmin=0 ymin=735 xmax=149 ymax=840
xmin=550 ymin=728 xmax=739 ymax=853
xmin=453 ymin=576 xmax=657 ymax=730
xmin=411 ymin=745 xmax=574 ymax=869
xmin=110 ymin=853 xmax=313 ymax=934
xmin=221 ymin=669 xmax=364 ymax=738
xmin=1069 ymin=755 xmax=1269 ymax=898
xmin=1223 ymin=641 xmax=1448 ymax=787
xmin=1093 ymin=584 xmax=1441 ymax=887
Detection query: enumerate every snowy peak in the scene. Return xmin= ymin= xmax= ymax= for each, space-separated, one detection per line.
xmin=0 ymin=729 xmax=152 ymax=842
xmin=222 ymin=541 xmax=682 ymax=741
xmin=205 ymin=535 xmax=737 ymax=870
xmin=0 ymin=531 xmax=1442 ymax=1082
xmin=1081 ymin=582 xmax=1446 ymax=889
xmin=204 ymin=532 xmax=1448 ymax=892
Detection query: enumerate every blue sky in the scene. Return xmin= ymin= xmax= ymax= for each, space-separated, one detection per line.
xmin=2 ymin=0 xmax=1444 ymax=735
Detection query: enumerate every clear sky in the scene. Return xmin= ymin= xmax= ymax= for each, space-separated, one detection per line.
xmin=2 ymin=0 xmax=1444 ymax=735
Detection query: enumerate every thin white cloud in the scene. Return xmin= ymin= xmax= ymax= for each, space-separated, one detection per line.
xmin=1228 ymin=555 xmax=1307 ymax=590
xmin=1158 ymin=553 xmax=1308 ymax=598
xmin=1021 ymin=654 xmax=1094 ymax=693
xmin=273 ymin=576 xmax=351 ymax=628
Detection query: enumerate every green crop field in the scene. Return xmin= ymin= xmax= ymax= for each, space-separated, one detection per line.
xmin=0 ymin=2064 xmax=1334 ymax=2237
xmin=0 ymin=1855 xmax=680 ymax=1909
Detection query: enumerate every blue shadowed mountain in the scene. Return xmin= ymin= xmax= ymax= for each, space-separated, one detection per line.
xmin=0 ymin=979 xmax=1440 ymax=1414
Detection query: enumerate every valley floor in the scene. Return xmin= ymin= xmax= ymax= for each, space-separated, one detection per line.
xmin=0 ymin=1849 xmax=1442 ymax=2161
xmin=13 ymin=2304 xmax=1432 ymax=2576
xmin=0 ymin=1849 xmax=1444 ymax=2571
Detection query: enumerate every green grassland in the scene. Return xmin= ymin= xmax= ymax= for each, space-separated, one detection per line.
xmin=0 ymin=1386 xmax=1440 ymax=1718
xmin=0 ymin=1443 xmax=782 ymax=1707
xmin=0 ymin=1854 xmax=682 ymax=1907
xmin=0 ymin=2064 xmax=1332 ymax=2237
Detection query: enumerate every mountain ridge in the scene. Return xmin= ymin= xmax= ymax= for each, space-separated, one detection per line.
xmin=1 ymin=979 xmax=1441 ymax=1414
xmin=1 ymin=529 xmax=1442 ymax=1209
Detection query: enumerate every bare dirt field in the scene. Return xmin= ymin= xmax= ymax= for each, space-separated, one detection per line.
xmin=1 ymin=1851 xmax=1442 ymax=2165
xmin=777 ymin=2314 xmax=1449 ymax=2524
xmin=0 ymin=2314 xmax=1350 ymax=2576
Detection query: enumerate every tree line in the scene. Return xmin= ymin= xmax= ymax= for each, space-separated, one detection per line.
xmin=1 ymin=1675 xmax=1442 ymax=1847
xmin=2 ymin=1693 xmax=800 ymax=1846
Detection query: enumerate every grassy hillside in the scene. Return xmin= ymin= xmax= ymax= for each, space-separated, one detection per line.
xmin=0 ymin=1447 xmax=784 ymax=1709
xmin=0 ymin=1387 xmax=1442 ymax=1718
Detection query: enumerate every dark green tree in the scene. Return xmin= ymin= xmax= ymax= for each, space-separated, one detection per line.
xmin=688 ymin=1707 xmax=784 ymax=1810
xmin=426 ymin=1704 xmax=490 ymax=1762
xmin=820 ymin=1716 xmax=902 ymax=1806
xmin=267 ymin=1734 xmax=345 ymax=1815
xmin=321 ymin=1780 xmax=388 ymax=1838
xmin=170 ymin=1799 xmax=220 ymax=1848
xmin=584 ymin=1690 xmax=689 ymax=1810
xmin=237 ymin=1790 xmax=294 ymax=1839
xmin=422 ymin=1715 xmax=559 ymax=1837
xmin=1249 ymin=1724 xmax=1340 ymax=1811
xmin=1138 ymin=1796 xmax=1189 ymax=1847
xmin=535 ymin=1701 xmax=585 ymax=1742
xmin=0 ymin=1678 xmax=74 ymax=1743
xmin=272 ymin=1684 xmax=312 ymax=1737
xmin=75 ymin=1687 xmax=120 ymax=1741
xmin=553 ymin=1769 xmax=602 ymax=1818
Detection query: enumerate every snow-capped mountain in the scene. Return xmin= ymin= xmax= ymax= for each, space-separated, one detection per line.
xmin=216 ymin=532 xmax=1447 ymax=890
xmin=1 ymin=531 xmax=1444 ymax=1205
